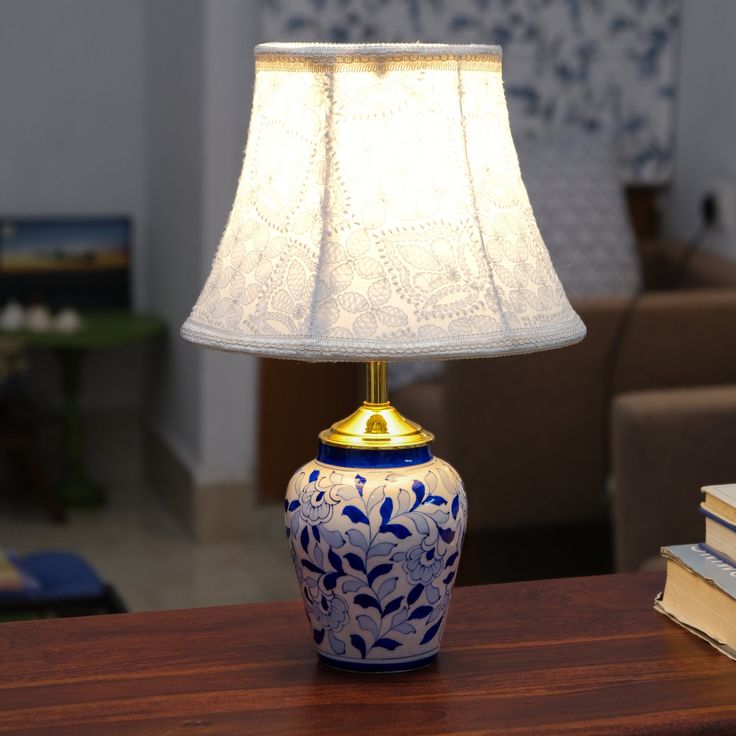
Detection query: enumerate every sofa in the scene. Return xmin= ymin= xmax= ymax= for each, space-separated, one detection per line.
xmin=612 ymin=384 xmax=736 ymax=573
xmin=394 ymin=240 xmax=736 ymax=538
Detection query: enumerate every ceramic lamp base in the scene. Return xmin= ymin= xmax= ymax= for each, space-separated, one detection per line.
xmin=285 ymin=442 xmax=466 ymax=672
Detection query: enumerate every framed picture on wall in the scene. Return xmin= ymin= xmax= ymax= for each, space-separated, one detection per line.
xmin=0 ymin=216 xmax=131 ymax=309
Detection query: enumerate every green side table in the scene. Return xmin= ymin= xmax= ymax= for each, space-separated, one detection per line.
xmin=1 ymin=311 xmax=164 ymax=507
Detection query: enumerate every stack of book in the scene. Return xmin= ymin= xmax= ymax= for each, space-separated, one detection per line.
xmin=655 ymin=483 xmax=736 ymax=660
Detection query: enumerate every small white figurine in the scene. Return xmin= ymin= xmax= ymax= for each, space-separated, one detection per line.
xmin=0 ymin=301 xmax=26 ymax=331
xmin=55 ymin=308 xmax=83 ymax=334
xmin=25 ymin=304 xmax=52 ymax=332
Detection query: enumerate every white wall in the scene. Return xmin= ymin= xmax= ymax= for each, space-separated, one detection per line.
xmin=663 ymin=1 xmax=736 ymax=258
xmin=144 ymin=0 xmax=206 ymax=470
xmin=145 ymin=0 xmax=262 ymax=486
xmin=0 ymin=0 xmax=147 ymax=305
xmin=197 ymin=1 xmax=262 ymax=485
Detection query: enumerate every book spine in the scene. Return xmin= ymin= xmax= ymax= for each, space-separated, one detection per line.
xmin=700 ymin=542 xmax=736 ymax=570
xmin=700 ymin=506 xmax=736 ymax=533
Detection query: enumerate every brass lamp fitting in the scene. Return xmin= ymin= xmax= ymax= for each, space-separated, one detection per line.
xmin=319 ymin=361 xmax=434 ymax=450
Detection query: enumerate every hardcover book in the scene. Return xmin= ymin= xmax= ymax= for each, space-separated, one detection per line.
xmin=655 ymin=543 xmax=736 ymax=661
xmin=700 ymin=484 xmax=736 ymax=566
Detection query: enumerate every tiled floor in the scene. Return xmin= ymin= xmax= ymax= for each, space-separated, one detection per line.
xmin=0 ymin=483 xmax=299 ymax=612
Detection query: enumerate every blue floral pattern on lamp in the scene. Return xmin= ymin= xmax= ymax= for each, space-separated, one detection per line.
xmin=263 ymin=0 xmax=680 ymax=184
xmin=285 ymin=446 xmax=466 ymax=671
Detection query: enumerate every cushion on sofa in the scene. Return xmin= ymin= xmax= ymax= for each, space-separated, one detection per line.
xmin=516 ymin=133 xmax=642 ymax=299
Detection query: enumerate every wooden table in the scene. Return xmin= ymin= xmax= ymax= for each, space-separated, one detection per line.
xmin=2 ymin=572 xmax=735 ymax=735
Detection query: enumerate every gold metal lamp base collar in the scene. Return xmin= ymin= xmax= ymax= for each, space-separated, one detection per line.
xmin=318 ymin=361 xmax=434 ymax=450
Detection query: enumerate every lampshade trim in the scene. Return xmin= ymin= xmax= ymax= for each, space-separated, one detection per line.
xmin=180 ymin=314 xmax=586 ymax=362
xmin=255 ymin=42 xmax=502 ymax=73
xmin=256 ymin=42 xmax=502 ymax=58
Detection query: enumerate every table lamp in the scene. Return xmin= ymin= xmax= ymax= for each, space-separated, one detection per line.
xmin=182 ymin=42 xmax=585 ymax=672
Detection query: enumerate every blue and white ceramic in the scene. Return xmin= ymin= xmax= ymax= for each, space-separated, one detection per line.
xmin=285 ymin=443 xmax=466 ymax=672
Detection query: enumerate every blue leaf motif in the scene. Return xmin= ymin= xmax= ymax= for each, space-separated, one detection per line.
xmin=426 ymin=584 xmax=440 ymax=604
xmin=288 ymin=499 xmax=300 ymax=512
xmin=420 ymin=617 xmax=444 ymax=645
xmin=408 ymin=605 xmax=433 ymax=621
xmin=374 ymin=637 xmax=402 ymax=651
xmin=354 ymin=594 xmax=381 ymax=612
xmin=367 ymin=542 xmax=396 ymax=558
xmin=313 ymin=628 xmax=325 ymax=644
xmin=411 ymin=480 xmax=425 ymax=510
xmin=391 ymin=608 xmax=408 ymax=627
xmin=312 ymin=525 xmax=320 ymax=542
xmin=320 ymin=527 xmax=345 ymax=549
xmin=430 ymin=510 xmax=450 ymax=525
xmin=300 ymin=526 xmax=310 ymax=553
xmin=301 ymin=559 xmax=323 ymax=574
xmin=354 ymin=474 xmax=366 ymax=496
xmin=381 ymin=523 xmax=411 ymax=539
xmin=323 ymin=572 xmax=339 ymax=590
xmin=290 ymin=513 xmax=300 ymax=537
xmin=407 ymin=583 xmax=424 ymax=606
xmin=343 ymin=506 xmax=370 ymax=524
xmin=350 ymin=634 xmax=367 ymax=659
xmin=379 ymin=497 xmax=393 ymax=528
xmin=344 ymin=553 xmax=366 ymax=573
xmin=346 ymin=528 xmax=367 ymax=551
xmin=443 ymin=571 xmax=455 ymax=585
xmin=342 ymin=578 xmax=363 ymax=593
xmin=328 ymin=630 xmax=345 ymax=655
xmin=410 ymin=513 xmax=429 ymax=535
xmin=366 ymin=487 xmax=385 ymax=513
xmin=425 ymin=495 xmax=447 ymax=506
xmin=427 ymin=605 xmax=443 ymax=625
xmin=395 ymin=622 xmax=416 ymax=635
xmin=368 ymin=563 xmax=392 ymax=586
xmin=383 ymin=595 xmax=403 ymax=616
xmin=357 ymin=614 xmax=378 ymax=638
xmin=377 ymin=577 xmax=397 ymax=601
xmin=451 ymin=494 xmax=459 ymax=520
xmin=328 ymin=548 xmax=344 ymax=574
xmin=309 ymin=469 xmax=320 ymax=483
xmin=439 ymin=528 xmax=455 ymax=544
xmin=445 ymin=551 xmax=459 ymax=569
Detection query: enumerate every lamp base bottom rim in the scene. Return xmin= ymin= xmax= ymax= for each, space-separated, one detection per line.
xmin=317 ymin=652 xmax=438 ymax=673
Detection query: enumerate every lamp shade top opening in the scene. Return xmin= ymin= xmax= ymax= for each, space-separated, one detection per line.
xmin=181 ymin=42 xmax=585 ymax=362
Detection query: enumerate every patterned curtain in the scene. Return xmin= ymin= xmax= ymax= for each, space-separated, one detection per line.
xmin=263 ymin=0 xmax=680 ymax=184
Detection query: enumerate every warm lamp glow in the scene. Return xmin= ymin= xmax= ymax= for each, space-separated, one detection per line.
xmin=182 ymin=43 xmax=585 ymax=361
xmin=181 ymin=42 xmax=587 ymax=674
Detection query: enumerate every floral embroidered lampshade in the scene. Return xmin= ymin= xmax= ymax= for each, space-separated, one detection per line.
xmin=181 ymin=42 xmax=585 ymax=360
xmin=182 ymin=43 xmax=585 ymax=673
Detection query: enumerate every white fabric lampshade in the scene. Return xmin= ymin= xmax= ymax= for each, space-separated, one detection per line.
xmin=182 ymin=43 xmax=586 ymax=361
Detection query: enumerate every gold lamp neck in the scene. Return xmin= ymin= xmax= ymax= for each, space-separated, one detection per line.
xmin=366 ymin=360 xmax=388 ymax=404
xmin=319 ymin=361 xmax=434 ymax=450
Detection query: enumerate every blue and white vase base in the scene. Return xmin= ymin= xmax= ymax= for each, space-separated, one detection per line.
xmin=318 ymin=651 xmax=438 ymax=673
xmin=285 ymin=441 xmax=467 ymax=672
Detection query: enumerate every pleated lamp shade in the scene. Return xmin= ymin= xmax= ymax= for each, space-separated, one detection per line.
xmin=181 ymin=43 xmax=586 ymax=361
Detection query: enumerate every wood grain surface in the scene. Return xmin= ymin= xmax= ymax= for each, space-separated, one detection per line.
xmin=1 ymin=573 xmax=736 ymax=735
